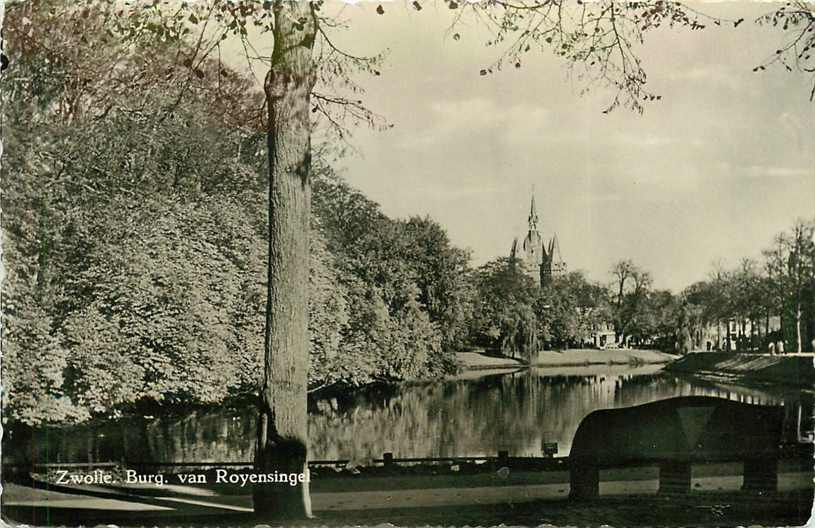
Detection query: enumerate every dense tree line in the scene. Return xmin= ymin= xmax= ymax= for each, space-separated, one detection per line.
xmin=2 ymin=2 xmax=260 ymax=425
xmin=679 ymin=219 xmax=815 ymax=354
xmin=308 ymin=167 xmax=472 ymax=389
xmin=467 ymin=218 xmax=815 ymax=358
xmin=467 ymin=258 xmax=679 ymax=357
xmin=0 ymin=3 xmax=469 ymax=426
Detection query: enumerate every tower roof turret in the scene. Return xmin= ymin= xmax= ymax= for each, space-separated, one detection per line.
xmin=550 ymin=233 xmax=563 ymax=265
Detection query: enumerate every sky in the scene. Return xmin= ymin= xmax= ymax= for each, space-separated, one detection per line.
xmin=234 ymin=2 xmax=815 ymax=292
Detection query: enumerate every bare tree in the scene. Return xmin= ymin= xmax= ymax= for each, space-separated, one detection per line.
xmin=786 ymin=221 xmax=815 ymax=353
xmin=755 ymin=2 xmax=815 ymax=101
xmin=610 ymin=259 xmax=652 ymax=344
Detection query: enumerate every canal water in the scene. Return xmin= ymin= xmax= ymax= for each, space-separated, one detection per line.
xmin=9 ymin=364 xmax=808 ymax=466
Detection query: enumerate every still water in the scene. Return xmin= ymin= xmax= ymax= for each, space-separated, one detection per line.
xmin=13 ymin=365 xmax=806 ymax=465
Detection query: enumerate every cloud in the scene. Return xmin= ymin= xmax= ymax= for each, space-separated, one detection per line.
xmin=615 ymin=134 xmax=678 ymax=148
xmin=665 ymin=65 xmax=750 ymax=94
xmin=579 ymin=193 xmax=625 ymax=205
xmin=748 ymin=165 xmax=814 ymax=178
xmin=397 ymin=97 xmax=552 ymax=149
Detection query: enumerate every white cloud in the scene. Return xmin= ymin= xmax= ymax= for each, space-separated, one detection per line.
xmin=749 ymin=165 xmax=814 ymax=178
xmin=397 ymin=97 xmax=552 ymax=149
xmin=615 ymin=134 xmax=677 ymax=147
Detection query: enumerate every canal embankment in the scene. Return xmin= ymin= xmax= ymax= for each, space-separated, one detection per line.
xmin=665 ymin=352 xmax=815 ymax=389
xmin=456 ymin=349 xmax=676 ymax=371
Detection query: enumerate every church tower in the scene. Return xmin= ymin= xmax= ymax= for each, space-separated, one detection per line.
xmin=510 ymin=192 xmax=567 ymax=287
xmin=521 ymin=195 xmax=544 ymax=275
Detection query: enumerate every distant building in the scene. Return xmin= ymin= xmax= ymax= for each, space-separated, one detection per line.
xmin=591 ymin=320 xmax=618 ymax=349
xmin=699 ymin=316 xmax=782 ymax=352
xmin=510 ymin=194 xmax=566 ymax=287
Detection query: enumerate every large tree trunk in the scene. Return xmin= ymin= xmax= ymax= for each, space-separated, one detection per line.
xmin=253 ymin=2 xmax=317 ymax=520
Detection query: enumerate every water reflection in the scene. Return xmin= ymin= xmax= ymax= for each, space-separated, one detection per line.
xmin=9 ymin=366 xmax=807 ymax=466
xmin=310 ymin=366 xmax=790 ymax=460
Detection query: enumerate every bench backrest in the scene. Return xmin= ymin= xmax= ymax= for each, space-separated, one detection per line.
xmin=569 ymin=396 xmax=783 ymax=466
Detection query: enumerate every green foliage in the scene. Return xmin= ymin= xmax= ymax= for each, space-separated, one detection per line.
xmin=471 ymin=256 xmax=682 ymax=354
xmin=60 ymin=195 xmax=263 ymax=408
xmin=538 ymin=271 xmax=612 ymax=348
xmin=683 ymin=218 xmax=815 ymax=352
xmin=471 ymin=259 xmax=535 ymax=355
xmin=0 ymin=3 xmax=268 ymax=423
xmin=469 ymin=258 xmax=538 ymax=351
xmin=399 ymin=217 xmax=475 ymax=350
xmin=308 ymin=230 xmax=355 ymax=388
xmin=311 ymin=168 xmax=467 ymax=384
xmin=2 ymin=298 xmax=85 ymax=424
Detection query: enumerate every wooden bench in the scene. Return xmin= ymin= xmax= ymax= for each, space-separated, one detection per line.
xmin=569 ymin=396 xmax=783 ymax=498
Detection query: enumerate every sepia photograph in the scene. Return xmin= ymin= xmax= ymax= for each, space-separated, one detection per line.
xmin=1 ymin=0 xmax=814 ymax=526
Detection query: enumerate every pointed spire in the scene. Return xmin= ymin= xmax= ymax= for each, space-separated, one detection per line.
xmin=551 ymin=234 xmax=561 ymax=262
xmin=528 ymin=188 xmax=538 ymax=231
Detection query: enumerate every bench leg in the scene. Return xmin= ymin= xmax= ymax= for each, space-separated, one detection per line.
xmin=569 ymin=459 xmax=599 ymax=500
xmin=742 ymin=458 xmax=778 ymax=493
xmin=659 ymin=461 xmax=691 ymax=494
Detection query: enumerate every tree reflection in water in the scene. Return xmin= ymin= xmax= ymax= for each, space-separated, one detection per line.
xmin=15 ymin=366 xmax=797 ymax=465
xmin=309 ymin=366 xmax=787 ymax=461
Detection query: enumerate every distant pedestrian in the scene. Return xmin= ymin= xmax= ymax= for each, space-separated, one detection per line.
xmin=768 ymin=341 xmax=776 ymax=355
xmin=777 ymin=340 xmax=785 ymax=355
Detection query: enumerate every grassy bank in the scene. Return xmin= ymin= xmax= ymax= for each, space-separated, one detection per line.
xmin=457 ymin=349 xmax=676 ymax=371
xmin=455 ymin=351 xmax=524 ymax=370
xmin=531 ymin=348 xmax=676 ymax=367
xmin=665 ymin=352 xmax=815 ymax=388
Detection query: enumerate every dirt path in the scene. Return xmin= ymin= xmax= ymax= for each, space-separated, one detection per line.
xmin=4 ymin=464 xmax=811 ymax=525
